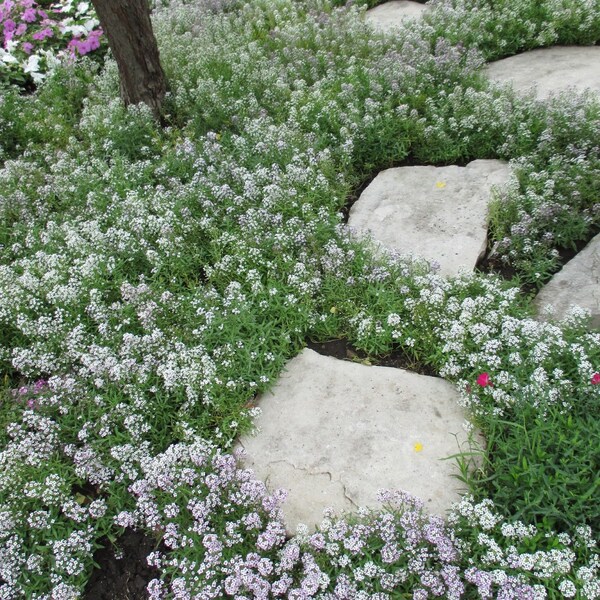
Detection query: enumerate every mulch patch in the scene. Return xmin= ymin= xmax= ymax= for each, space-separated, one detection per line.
xmin=84 ymin=529 xmax=164 ymax=600
xmin=306 ymin=337 xmax=437 ymax=376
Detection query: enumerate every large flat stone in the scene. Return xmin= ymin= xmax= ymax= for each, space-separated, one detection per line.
xmin=239 ymin=349 xmax=474 ymax=532
xmin=485 ymin=46 xmax=600 ymax=100
xmin=365 ymin=1 xmax=428 ymax=32
xmin=534 ymin=233 xmax=600 ymax=328
xmin=348 ymin=160 xmax=510 ymax=277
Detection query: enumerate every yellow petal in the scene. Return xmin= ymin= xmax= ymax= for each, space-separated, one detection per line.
xmin=413 ymin=442 xmax=423 ymax=452
xmin=435 ymin=181 xmax=446 ymax=189
xmin=330 ymin=306 xmax=338 ymax=314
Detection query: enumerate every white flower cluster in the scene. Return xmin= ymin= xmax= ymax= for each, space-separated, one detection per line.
xmin=0 ymin=0 xmax=599 ymax=597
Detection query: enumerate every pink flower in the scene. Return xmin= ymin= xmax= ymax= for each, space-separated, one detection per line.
xmin=70 ymin=30 xmax=102 ymax=56
xmin=15 ymin=22 xmax=26 ymax=35
xmin=591 ymin=373 xmax=600 ymax=385
xmin=476 ymin=372 xmax=492 ymax=387
xmin=3 ymin=18 xmax=16 ymax=33
xmin=32 ymin=26 xmax=52 ymax=41
xmin=1 ymin=1 xmax=15 ymax=17
xmin=21 ymin=7 xmax=36 ymax=22
xmin=22 ymin=40 xmax=33 ymax=53
xmin=34 ymin=379 xmax=47 ymax=392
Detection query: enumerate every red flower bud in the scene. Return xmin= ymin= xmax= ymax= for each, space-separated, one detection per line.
xmin=476 ymin=372 xmax=492 ymax=387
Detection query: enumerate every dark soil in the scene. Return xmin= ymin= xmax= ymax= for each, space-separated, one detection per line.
xmin=84 ymin=529 xmax=164 ymax=600
xmin=306 ymin=337 xmax=438 ymax=376
xmin=476 ymin=224 xmax=600 ymax=295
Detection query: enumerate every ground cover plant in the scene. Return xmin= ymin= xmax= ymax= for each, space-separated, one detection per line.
xmin=0 ymin=0 xmax=599 ymax=597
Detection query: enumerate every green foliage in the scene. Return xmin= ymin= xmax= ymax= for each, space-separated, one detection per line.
xmin=474 ymin=401 xmax=600 ymax=532
xmin=0 ymin=62 xmax=97 ymax=160
xmin=423 ymin=0 xmax=600 ymax=62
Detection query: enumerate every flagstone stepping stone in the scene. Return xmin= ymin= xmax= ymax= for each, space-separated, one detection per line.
xmin=348 ymin=159 xmax=510 ymax=277
xmin=239 ymin=349 xmax=475 ymax=532
xmin=365 ymin=1 xmax=428 ymax=31
xmin=534 ymin=233 xmax=600 ymax=328
xmin=485 ymin=46 xmax=600 ymax=100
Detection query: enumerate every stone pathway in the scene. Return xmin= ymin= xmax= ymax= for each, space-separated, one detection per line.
xmin=365 ymin=0 xmax=428 ymax=32
xmin=485 ymin=46 xmax=600 ymax=100
xmin=239 ymin=35 xmax=600 ymax=531
xmin=534 ymin=233 xmax=600 ymax=328
xmin=348 ymin=160 xmax=510 ymax=277
xmin=240 ymin=349 xmax=475 ymax=532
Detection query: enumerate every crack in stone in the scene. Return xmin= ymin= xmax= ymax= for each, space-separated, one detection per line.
xmin=267 ymin=459 xmax=359 ymax=509
xmin=341 ymin=483 xmax=359 ymax=509
xmin=267 ymin=458 xmax=332 ymax=480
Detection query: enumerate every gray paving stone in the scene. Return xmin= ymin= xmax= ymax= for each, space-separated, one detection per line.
xmin=485 ymin=46 xmax=600 ymax=100
xmin=348 ymin=159 xmax=510 ymax=277
xmin=365 ymin=1 xmax=428 ymax=32
xmin=534 ymin=233 xmax=600 ymax=328
xmin=239 ymin=349 xmax=475 ymax=532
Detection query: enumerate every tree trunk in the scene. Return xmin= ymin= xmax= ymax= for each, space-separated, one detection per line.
xmin=90 ymin=0 xmax=167 ymax=119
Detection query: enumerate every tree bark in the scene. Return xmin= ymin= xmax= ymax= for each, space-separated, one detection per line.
xmin=90 ymin=0 xmax=167 ymax=119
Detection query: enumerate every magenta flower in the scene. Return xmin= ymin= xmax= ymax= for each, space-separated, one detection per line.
xmin=15 ymin=22 xmax=26 ymax=35
xmin=22 ymin=40 xmax=33 ymax=53
xmin=591 ymin=373 xmax=600 ymax=385
xmin=476 ymin=372 xmax=492 ymax=387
